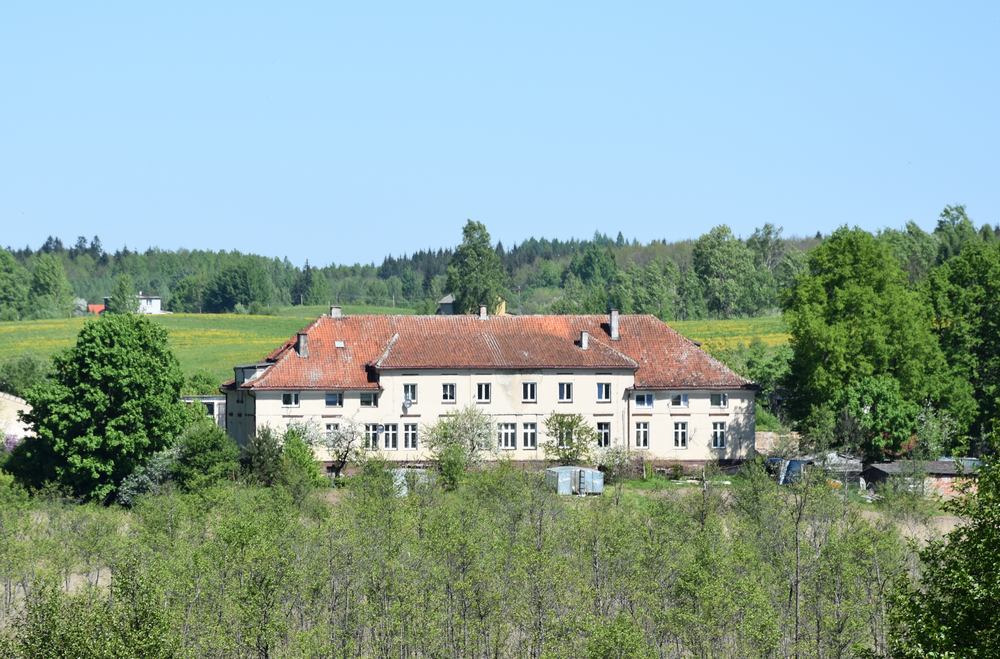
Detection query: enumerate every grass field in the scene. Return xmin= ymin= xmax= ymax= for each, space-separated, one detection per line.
xmin=0 ymin=310 xmax=789 ymax=384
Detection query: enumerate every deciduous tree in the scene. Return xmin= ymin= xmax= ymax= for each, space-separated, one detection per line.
xmin=445 ymin=220 xmax=507 ymax=314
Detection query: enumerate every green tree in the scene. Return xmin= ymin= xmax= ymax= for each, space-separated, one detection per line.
xmin=423 ymin=405 xmax=497 ymax=464
xmin=203 ymin=259 xmax=271 ymax=313
xmin=0 ymin=249 xmax=30 ymax=318
xmin=887 ymin=434 xmax=1000 ymax=658
xmin=934 ymin=204 xmax=979 ymax=265
xmin=692 ymin=225 xmax=773 ymax=317
xmin=105 ymin=273 xmax=140 ymax=314
xmin=172 ymin=415 xmax=239 ymax=492
xmin=0 ymin=351 xmax=50 ymax=398
xmin=587 ymin=614 xmax=654 ymax=659
xmin=832 ymin=375 xmax=920 ymax=461
xmin=782 ymin=226 xmax=967 ymax=425
xmin=676 ymin=267 xmax=708 ymax=320
xmin=166 ymin=275 xmax=205 ymax=313
xmin=746 ymin=222 xmax=787 ymax=274
xmin=240 ymin=425 xmax=283 ymax=486
xmin=445 ymin=220 xmax=507 ymax=314
xmin=11 ymin=314 xmax=186 ymax=500
xmin=541 ymin=413 xmax=596 ymax=465
xmin=27 ymin=253 xmax=72 ymax=314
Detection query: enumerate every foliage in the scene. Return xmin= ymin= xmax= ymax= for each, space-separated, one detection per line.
xmin=692 ymin=224 xmax=774 ymax=317
xmin=164 ymin=274 xmax=205 ymax=313
xmin=445 ymin=220 xmax=507 ymax=314
xmin=11 ymin=314 xmax=186 ymax=501
xmin=307 ymin=415 xmax=364 ymax=479
xmin=27 ymin=253 xmax=73 ymax=316
xmin=782 ymin=226 xmax=968 ymax=426
xmin=587 ymin=614 xmax=654 ymax=659
xmin=105 ymin=273 xmax=140 ymax=314
xmin=172 ymin=416 xmax=239 ymax=492
xmin=115 ymin=447 xmax=178 ymax=507
xmin=832 ymin=375 xmax=920 ymax=461
xmin=203 ymin=258 xmax=271 ymax=312
xmin=595 ymin=445 xmax=631 ymax=506
xmin=278 ymin=423 xmax=328 ymax=501
xmin=423 ymin=405 xmax=497 ymax=463
xmin=886 ymin=434 xmax=1000 ymax=658
xmin=181 ymin=371 xmax=220 ymax=395
xmin=0 ymin=249 xmax=29 ymax=318
xmin=0 ymin=351 xmax=50 ymax=397
xmin=541 ymin=412 xmax=596 ymax=465
xmin=438 ymin=444 xmax=468 ymax=491
xmin=241 ymin=425 xmax=283 ymax=486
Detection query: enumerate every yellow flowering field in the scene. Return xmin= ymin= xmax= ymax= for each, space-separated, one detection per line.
xmin=669 ymin=316 xmax=790 ymax=353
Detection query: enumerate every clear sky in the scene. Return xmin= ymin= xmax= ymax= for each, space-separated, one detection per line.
xmin=3 ymin=2 xmax=998 ymax=267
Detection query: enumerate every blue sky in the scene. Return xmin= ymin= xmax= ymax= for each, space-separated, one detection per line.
xmin=3 ymin=2 xmax=998 ymax=267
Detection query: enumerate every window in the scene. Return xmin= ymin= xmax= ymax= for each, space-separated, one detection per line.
xmin=236 ymin=390 xmax=244 ymax=404
xmin=522 ymin=382 xmax=537 ymax=402
xmin=404 ymin=424 xmax=418 ymax=450
xmin=360 ymin=392 xmax=378 ymax=407
xmin=712 ymin=422 xmax=726 ymax=449
xmin=597 ymin=422 xmax=611 ymax=448
xmin=325 ymin=423 xmax=340 ymax=434
xmin=597 ymin=383 xmax=611 ymax=402
xmin=523 ymin=423 xmax=537 ymax=449
xmin=499 ymin=423 xmax=517 ymax=450
xmin=670 ymin=393 xmax=689 ymax=408
xmin=710 ymin=393 xmax=729 ymax=408
xmin=634 ymin=393 xmax=653 ymax=409
xmin=635 ymin=422 xmax=649 ymax=448
xmin=442 ymin=383 xmax=456 ymax=402
xmin=325 ymin=392 xmax=343 ymax=407
xmin=558 ymin=427 xmax=573 ymax=449
xmin=281 ymin=392 xmax=300 ymax=407
xmin=477 ymin=383 xmax=491 ymax=403
xmin=204 ymin=402 xmax=215 ymax=416
xmin=403 ymin=384 xmax=418 ymax=403
xmin=674 ymin=422 xmax=688 ymax=449
xmin=364 ymin=424 xmax=379 ymax=450
xmin=384 ymin=424 xmax=398 ymax=450
xmin=558 ymin=382 xmax=573 ymax=402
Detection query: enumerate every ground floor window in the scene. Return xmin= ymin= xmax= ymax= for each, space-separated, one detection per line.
xmin=674 ymin=422 xmax=687 ymax=449
xmin=365 ymin=424 xmax=379 ymax=450
xmin=404 ymin=424 xmax=418 ymax=450
xmin=499 ymin=423 xmax=517 ymax=450
xmin=523 ymin=423 xmax=537 ymax=449
xmin=635 ymin=422 xmax=649 ymax=448
xmin=384 ymin=424 xmax=398 ymax=450
xmin=597 ymin=422 xmax=611 ymax=448
xmin=558 ymin=427 xmax=573 ymax=449
xmin=325 ymin=423 xmax=340 ymax=434
xmin=712 ymin=421 xmax=726 ymax=449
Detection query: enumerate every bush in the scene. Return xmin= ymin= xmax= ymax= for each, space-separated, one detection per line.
xmin=0 ymin=351 xmax=51 ymax=398
xmin=241 ymin=425 xmax=283 ymax=486
xmin=439 ymin=444 xmax=468 ymax=491
xmin=587 ymin=615 xmax=654 ymax=659
xmin=173 ymin=422 xmax=239 ymax=492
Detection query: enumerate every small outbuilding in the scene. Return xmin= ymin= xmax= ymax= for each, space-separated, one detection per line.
xmin=861 ymin=460 xmax=978 ymax=499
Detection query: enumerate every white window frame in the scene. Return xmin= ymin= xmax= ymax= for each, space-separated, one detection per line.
xmin=523 ymin=423 xmax=537 ymax=449
xmin=325 ymin=392 xmax=343 ymax=407
xmin=477 ymin=382 xmax=491 ymax=403
xmin=281 ymin=392 xmax=300 ymax=407
xmin=712 ymin=421 xmax=726 ymax=449
xmin=384 ymin=424 xmax=398 ymax=450
xmin=597 ymin=383 xmax=611 ymax=402
xmin=558 ymin=382 xmax=573 ymax=402
xmin=364 ymin=424 xmax=379 ymax=450
xmin=597 ymin=422 xmax=611 ymax=448
xmin=403 ymin=384 xmax=418 ymax=403
xmin=634 ymin=393 xmax=653 ymax=409
xmin=557 ymin=427 xmax=573 ymax=449
xmin=674 ymin=422 xmax=688 ymax=449
xmin=498 ymin=423 xmax=517 ymax=450
xmin=325 ymin=423 xmax=340 ymax=434
xmin=522 ymin=382 xmax=537 ymax=402
xmin=404 ymin=424 xmax=418 ymax=450
xmin=710 ymin=392 xmax=729 ymax=408
xmin=670 ymin=393 xmax=689 ymax=408
xmin=360 ymin=392 xmax=378 ymax=408
xmin=442 ymin=383 xmax=456 ymax=402
xmin=635 ymin=422 xmax=649 ymax=449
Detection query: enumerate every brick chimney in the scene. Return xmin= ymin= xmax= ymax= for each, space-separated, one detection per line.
xmin=610 ymin=309 xmax=620 ymax=341
xmin=296 ymin=332 xmax=309 ymax=358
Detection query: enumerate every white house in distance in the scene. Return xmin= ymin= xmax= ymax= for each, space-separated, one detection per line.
xmin=222 ymin=307 xmax=758 ymax=467
xmin=101 ymin=292 xmax=169 ymax=314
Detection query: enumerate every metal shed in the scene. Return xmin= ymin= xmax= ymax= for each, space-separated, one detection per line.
xmin=545 ymin=466 xmax=604 ymax=496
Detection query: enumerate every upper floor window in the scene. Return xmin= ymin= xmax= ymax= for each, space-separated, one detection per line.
xmin=360 ymin=392 xmax=378 ymax=407
xmin=403 ymin=384 xmax=418 ymax=403
xmin=712 ymin=421 xmax=726 ymax=449
xmin=670 ymin=393 xmax=689 ymax=408
xmin=281 ymin=392 xmax=300 ymax=407
xmin=558 ymin=383 xmax=573 ymax=402
xmin=635 ymin=393 xmax=653 ymax=409
xmin=522 ymin=382 xmax=537 ymax=402
xmin=498 ymin=423 xmax=517 ymax=450
xmin=325 ymin=392 xmax=343 ymax=407
xmin=710 ymin=393 xmax=729 ymax=408
xmin=477 ymin=383 xmax=491 ymax=403
xmin=597 ymin=422 xmax=611 ymax=448
xmin=442 ymin=383 xmax=456 ymax=402
xmin=597 ymin=383 xmax=611 ymax=402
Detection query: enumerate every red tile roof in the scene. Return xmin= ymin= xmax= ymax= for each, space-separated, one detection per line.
xmin=235 ymin=314 xmax=756 ymax=391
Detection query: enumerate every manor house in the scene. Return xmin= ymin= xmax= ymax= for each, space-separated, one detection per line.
xmin=222 ymin=307 xmax=758 ymax=466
